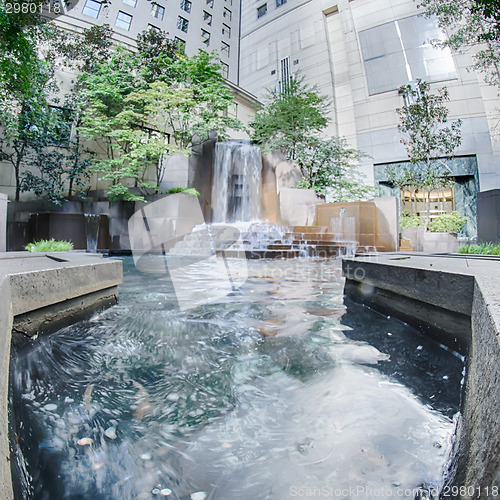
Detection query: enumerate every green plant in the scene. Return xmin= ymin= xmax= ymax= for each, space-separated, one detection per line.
xmin=390 ymin=80 xmax=462 ymax=230
xmin=25 ymin=238 xmax=74 ymax=252
xmin=400 ymin=213 xmax=422 ymax=229
xmin=250 ymin=76 xmax=328 ymax=161
xmin=165 ymin=187 xmax=200 ymax=196
xmin=427 ymin=211 xmax=468 ymax=233
xmin=458 ymin=242 xmax=500 ymax=255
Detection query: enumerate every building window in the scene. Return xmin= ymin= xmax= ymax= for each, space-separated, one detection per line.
xmin=148 ymin=24 xmax=160 ymax=31
xmin=221 ymin=63 xmax=229 ymax=79
xmin=151 ymin=3 xmax=165 ymax=20
xmin=206 ymin=0 xmax=214 ymax=8
xmin=257 ymin=4 xmax=267 ymax=18
xmin=82 ymin=0 xmax=101 ymax=18
xmin=222 ymin=23 xmax=231 ymax=37
xmin=280 ymin=56 xmax=291 ymax=92
xmin=201 ymin=29 xmax=211 ymax=46
xmin=276 ymin=0 xmax=286 ymax=6
xmin=115 ymin=10 xmax=133 ymax=30
xmin=122 ymin=0 xmax=137 ymax=7
xmin=358 ymin=15 xmax=457 ymax=95
xmin=203 ymin=10 xmax=212 ymax=25
xmin=180 ymin=0 xmax=191 ymax=13
xmin=223 ymin=7 xmax=232 ymax=21
xmin=221 ymin=41 xmax=230 ymax=57
xmin=177 ymin=16 xmax=189 ymax=32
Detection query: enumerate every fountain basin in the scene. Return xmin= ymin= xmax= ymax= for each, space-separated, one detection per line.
xmin=342 ymin=253 xmax=500 ymax=494
xmin=0 ymin=252 xmax=123 ymax=499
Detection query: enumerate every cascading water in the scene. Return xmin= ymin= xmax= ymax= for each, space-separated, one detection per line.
xmin=84 ymin=214 xmax=100 ymax=253
xmin=212 ymin=141 xmax=263 ymax=223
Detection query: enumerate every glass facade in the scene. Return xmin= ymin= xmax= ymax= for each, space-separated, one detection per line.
xmin=359 ymin=15 xmax=457 ymax=95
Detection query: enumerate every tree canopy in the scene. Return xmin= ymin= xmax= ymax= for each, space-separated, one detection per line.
xmin=250 ymin=76 xmax=371 ymax=201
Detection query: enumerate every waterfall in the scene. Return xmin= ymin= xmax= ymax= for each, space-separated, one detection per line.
xmin=212 ymin=141 xmax=263 ymax=223
xmin=84 ymin=214 xmax=100 ymax=253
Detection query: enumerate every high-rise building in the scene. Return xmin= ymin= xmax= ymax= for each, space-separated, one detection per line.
xmin=238 ymin=0 xmax=500 ymax=238
xmin=59 ymin=0 xmax=240 ymax=82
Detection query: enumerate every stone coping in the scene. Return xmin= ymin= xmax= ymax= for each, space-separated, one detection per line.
xmin=342 ymin=252 xmax=500 ymax=497
xmin=0 ymin=252 xmax=123 ymax=499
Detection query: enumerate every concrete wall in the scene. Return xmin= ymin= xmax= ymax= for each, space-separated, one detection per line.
xmin=0 ymin=253 xmax=122 ymax=497
xmin=477 ymin=189 xmax=500 ymax=243
xmin=279 ymin=188 xmax=321 ymax=226
xmin=451 ymin=275 xmax=500 ymax=497
xmin=316 ymin=199 xmax=399 ymax=251
xmin=0 ymin=194 xmax=6 ymax=253
xmin=0 ymin=275 xmax=13 ymax=500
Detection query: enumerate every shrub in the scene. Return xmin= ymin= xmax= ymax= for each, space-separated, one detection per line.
xmin=400 ymin=213 xmax=422 ymax=230
xmin=25 ymin=239 xmax=74 ymax=252
xmin=427 ymin=211 xmax=467 ymax=233
xmin=165 ymin=187 xmax=200 ymax=196
xmin=458 ymin=242 xmax=500 ymax=255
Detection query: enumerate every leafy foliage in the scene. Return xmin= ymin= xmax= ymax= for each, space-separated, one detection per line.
xmin=78 ymin=43 xmax=242 ymax=200
xmin=458 ymin=241 xmax=500 ymax=254
xmin=397 ymin=80 xmax=462 ymax=164
xmin=251 ymin=77 xmax=370 ymax=200
xmin=400 ymin=213 xmax=423 ymax=229
xmin=0 ymin=22 xmax=111 ymax=202
xmin=389 ymin=80 xmax=462 ymax=229
xmin=250 ymin=77 xmax=328 ymax=160
xmin=294 ymin=137 xmax=373 ymax=200
xmin=165 ymin=187 xmax=200 ymax=196
xmin=427 ymin=211 xmax=468 ymax=232
xmin=25 ymin=238 xmax=74 ymax=252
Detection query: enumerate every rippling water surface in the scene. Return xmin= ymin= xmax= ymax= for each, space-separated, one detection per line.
xmin=11 ymin=257 xmax=464 ymax=500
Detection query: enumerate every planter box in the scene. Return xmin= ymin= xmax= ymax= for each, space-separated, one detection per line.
xmin=401 ymin=228 xmax=459 ymax=253
xmin=423 ymin=232 xmax=459 ymax=253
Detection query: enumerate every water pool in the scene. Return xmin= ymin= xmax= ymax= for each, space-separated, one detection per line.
xmin=10 ymin=257 xmax=464 ymax=499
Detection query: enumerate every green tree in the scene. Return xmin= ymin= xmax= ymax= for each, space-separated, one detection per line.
xmin=294 ymin=137 xmax=373 ymax=200
xmin=250 ymin=76 xmax=372 ymax=201
xmin=78 ymin=40 xmax=242 ymax=200
xmin=0 ymin=22 xmax=111 ymax=202
xmin=419 ymin=0 xmax=500 ymax=89
xmin=389 ymin=80 xmax=462 ymax=229
xmin=250 ymin=76 xmax=328 ymax=160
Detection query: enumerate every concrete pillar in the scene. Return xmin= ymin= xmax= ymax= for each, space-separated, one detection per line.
xmin=0 ymin=194 xmax=7 ymax=253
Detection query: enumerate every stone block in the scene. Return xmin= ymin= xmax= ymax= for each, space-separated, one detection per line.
xmin=0 ymin=194 xmax=6 ymax=253
xmin=0 ymin=275 xmax=13 ymax=500
xmin=279 ymin=188 xmax=321 ymax=226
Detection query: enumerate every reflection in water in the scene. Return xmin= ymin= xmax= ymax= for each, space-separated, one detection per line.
xmin=10 ymin=257 xmax=464 ymax=500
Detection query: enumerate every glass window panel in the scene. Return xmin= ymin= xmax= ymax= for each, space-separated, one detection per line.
xmin=123 ymin=0 xmax=137 ymax=7
xmin=180 ymin=0 xmax=191 ymax=13
xmin=115 ymin=10 xmax=133 ymax=30
xmin=359 ymin=15 xmax=456 ymax=95
xmin=151 ymin=4 xmax=165 ymax=20
xmin=82 ymin=0 xmax=101 ymax=18
xmin=203 ymin=11 xmax=212 ymax=25
xmin=177 ymin=16 xmax=189 ymax=32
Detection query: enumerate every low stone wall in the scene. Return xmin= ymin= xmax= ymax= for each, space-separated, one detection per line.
xmin=0 ymin=252 xmax=123 ymax=498
xmin=0 ymin=275 xmax=13 ymax=500
xmin=342 ymin=254 xmax=500 ymax=498
xmin=452 ymin=275 xmax=500 ymax=497
xmin=0 ymin=194 xmax=6 ymax=253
